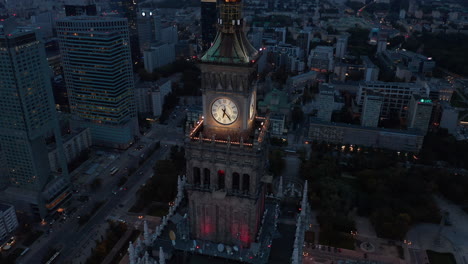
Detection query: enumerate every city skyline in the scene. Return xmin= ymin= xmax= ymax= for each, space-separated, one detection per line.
xmin=1 ymin=0 xmax=468 ymax=264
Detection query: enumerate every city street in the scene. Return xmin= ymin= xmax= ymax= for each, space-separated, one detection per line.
xmin=15 ymin=115 xmax=186 ymax=264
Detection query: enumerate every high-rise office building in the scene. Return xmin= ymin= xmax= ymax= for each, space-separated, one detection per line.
xmin=250 ymin=27 xmax=263 ymax=49
xmin=308 ymin=46 xmax=334 ymax=72
xmin=161 ymin=25 xmax=178 ymax=44
xmin=439 ymin=102 xmax=458 ymax=135
xmin=407 ymin=94 xmax=433 ymax=135
xmin=143 ymin=42 xmax=175 ymax=72
xmin=65 ymin=0 xmax=97 ymax=16
xmin=109 ymin=0 xmax=140 ymax=65
xmin=358 ymin=81 xmax=427 ymax=119
xmin=297 ymin=29 xmax=311 ymax=56
xmin=0 ymin=20 xmax=70 ymax=218
xmin=361 ymin=92 xmax=382 ymax=127
xmin=0 ymin=203 xmax=19 ymax=242
xmin=376 ymin=36 xmax=387 ymax=54
xmin=154 ymin=15 xmax=162 ymax=42
xmin=201 ymin=0 xmax=217 ymax=51
xmin=335 ymin=33 xmax=349 ymax=59
xmin=56 ymin=16 xmax=138 ymax=149
xmin=362 ymin=56 xmax=379 ymax=81
xmin=137 ymin=8 xmax=157 ymax=53
xmin=317 ymin=83 xmax=335 ymax=122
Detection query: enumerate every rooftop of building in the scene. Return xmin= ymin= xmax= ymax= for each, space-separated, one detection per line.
xmin=412 ymin=94 xmax=434 ymax=105
xmin=309 ymin=118 xmax=424 ymax=136
xmin=319 ymin=83 xmax=335 ymax=93
xmin=201 ymin=30 xmax=259 ymax=65
xmin=361 ymin=56 xmax=377 ymax=67
xmin=188 ymin=116 xmax=269 ymax=148
xmin=311 ymin=45 xmax=334 ymax=52
xmin=257 ymin=89 xmax=290 ymax=112
xmin=47 ymin=127 xmax=89 ymax=151
xmin=57 ymin=15 xmax=128 ymax=22
xmin=361 ymin=81 xmax=421 ymax=88
xmin=0 ymin=203 xmax=13 ymax=212
xmin=288 ymin=71 xmax=318 ymax=82
xmin=0 ymin=19 xmax=37 ymax=38
xmin=201 ymin=0 xmax=258 ymax=65
xmin=138 ymin=78 xmax=172 ymax=90
xmin=365 ymin=90 xmax=383 ymax=99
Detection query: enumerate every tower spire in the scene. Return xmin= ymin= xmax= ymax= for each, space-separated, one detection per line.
xmin=201 ymin=0 xmax=258 ymax=64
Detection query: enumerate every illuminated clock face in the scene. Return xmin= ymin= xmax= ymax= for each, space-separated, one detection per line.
xmin=249 ymin=94 xmax=255 ymax=119
xmin=211 ymin=98 xmax=238 ymax=125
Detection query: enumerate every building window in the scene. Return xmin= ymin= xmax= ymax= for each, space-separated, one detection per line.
xmin=203 ymin=168 xmax=210 ymax=187
xmin=242 ymin=174 xmax=250 ymax=193
xmin=232 ymin=172 xmax=240 ymax=190
xmin=218 ymin=170 xmax=225 ymax=190
xmin=193 ymin=167 xmax=201 ymax=185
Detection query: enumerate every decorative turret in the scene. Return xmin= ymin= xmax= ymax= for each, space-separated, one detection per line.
xmin=201 ymin=0 xmax=258 ymax=64
xmin=301 ymin=180 xmax=308 ymax=217
xmin=128 ymin=241 xmax=136 ymax=264
xmin=277 ymin=176 xmax=284 ymax=199
xmin=159 ymin=247 xmax=166 ymax=264
xmin=144 ymin=221 xmax=151 ymax=247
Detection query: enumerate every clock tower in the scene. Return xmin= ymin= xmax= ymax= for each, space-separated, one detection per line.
xmin=185 ymin=0 xmax=269 ymax=248
xmin=200 ymin=0 xmax=259 ymax=139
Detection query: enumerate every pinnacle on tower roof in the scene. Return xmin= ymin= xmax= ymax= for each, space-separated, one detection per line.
xmin=159 ymin=247 xmax=166 ymax=264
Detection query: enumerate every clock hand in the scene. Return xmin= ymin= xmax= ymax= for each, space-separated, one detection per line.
xmin=222 ymin=107 xmax=232 ymax=120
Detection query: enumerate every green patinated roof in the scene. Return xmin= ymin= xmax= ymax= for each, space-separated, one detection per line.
xmin=258 ymin=88 xmax=290 ymax=112
xmin=201 ymin=29 xmax=258 ymax=64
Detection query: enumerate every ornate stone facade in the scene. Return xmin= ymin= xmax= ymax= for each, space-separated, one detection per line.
xmin=185 ymin=136 xmax=267 ymax=246
xmin=185 ymin=0 xmax=268 ymax=249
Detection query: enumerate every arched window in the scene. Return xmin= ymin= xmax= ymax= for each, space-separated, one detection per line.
xmin=193 ymin=167 xmax=201 ymax=185
xmin=218 ymin=170 xmax=225 ymax=190
xmin=203 ymin=168 xmax=210 ymax=187
xmin=232 ymin=172 xmax=240 ymax=190
xmin=242 ymin=174 xmax=250 ymax=193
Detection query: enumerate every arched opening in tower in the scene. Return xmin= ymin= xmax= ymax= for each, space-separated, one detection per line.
xmin=203 ymin=168 xmax=211 ymax=187
xmin=242 ymin=173 xmax=250 ymax=194
xmin=232 ymin=172 xmax=240 ymax=190
xmin=193 ymin=167 xmax=201 ymax=185
xmin=218 ymin=169 xmax=225 ymax=189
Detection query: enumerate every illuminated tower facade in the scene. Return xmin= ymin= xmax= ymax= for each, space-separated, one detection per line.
xmin=186 ymin=0 xmax=268 ymax=247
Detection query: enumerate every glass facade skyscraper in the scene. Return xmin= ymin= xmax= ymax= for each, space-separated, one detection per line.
xmin=56 ymin=16 xmax=138 ymax=148
xmin=109 ymin=0 xmax=141 ymax=66
xmin=0 ymin=20 xmax=70 ymax=218
xmin=201 ymin=0 xmax=218 ymax=51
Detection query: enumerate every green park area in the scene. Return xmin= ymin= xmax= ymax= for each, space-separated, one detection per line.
xmin=85 ymin=221 xmax=128 ymax=264
xmin=403 ymin=33 xmax=468 ymax=76
xmin=300 ymin=132 xmax=468 ymax=246
xmin=130 ymin=146 xmax=185 ymax=214
xmin=426 ymin=250 xmax=456 ymax=264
